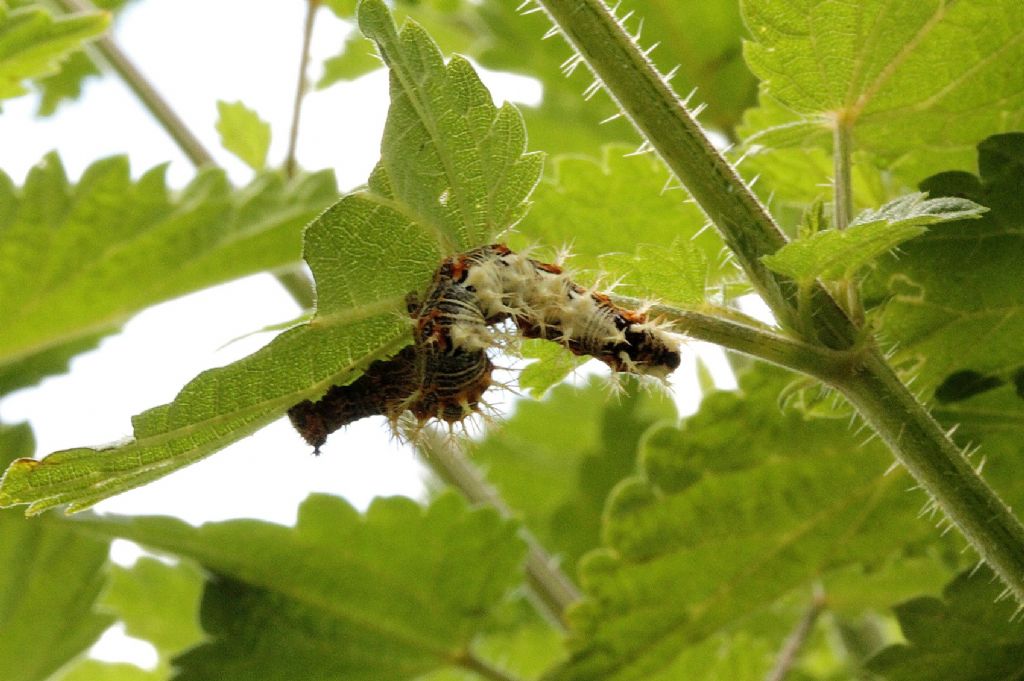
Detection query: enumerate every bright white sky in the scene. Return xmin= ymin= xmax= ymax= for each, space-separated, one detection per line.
xmin=1 ymin=0 xmax=740 ymax=667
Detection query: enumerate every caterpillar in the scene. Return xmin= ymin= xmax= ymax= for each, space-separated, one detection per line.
xmin=288 ymin=244 xmax=681 ymax=452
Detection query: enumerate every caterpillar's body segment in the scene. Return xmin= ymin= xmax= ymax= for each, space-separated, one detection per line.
xmin=288 ymin=245 xmax=681 ymax=451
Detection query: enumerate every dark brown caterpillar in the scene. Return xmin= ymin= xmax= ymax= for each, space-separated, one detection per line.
xmin=288 ymin=244 xmax=681 ymax=452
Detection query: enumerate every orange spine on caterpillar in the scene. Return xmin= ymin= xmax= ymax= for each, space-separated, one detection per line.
xmin=288 ymin=244 xmax=681 ymax=452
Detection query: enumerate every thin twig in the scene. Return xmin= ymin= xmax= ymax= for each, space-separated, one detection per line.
xmin=416 ymin=428 xmax=582 ymax=628
xmin=285 ymin=0 xmax=321 ymax=179
xmin=764 ymin=586 xmax=826 ymax=681
xmin=52 ymin=0 xmax=214 ymax=167
xmin=453 ymin=649 xmax=525 ymax=681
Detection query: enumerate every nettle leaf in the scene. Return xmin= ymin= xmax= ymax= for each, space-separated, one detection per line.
xmin=74 ymin=493 xmax=527 ymax=681
xmin=549 ymin=366 xmax=947 ymax=681
xmin=512 ymin=148 xmax=731 ymax=302
xmin=0 ymin=154 xmax=337 ymax=397
xmin=761 ymin=193 xmax=986 ymax=281
xmin=0 ymin=424 xmax=114 ymax=681
xmin=867 ymin=566 xmax=1024 ymax=680
xmin=471 ymin=379 xmax=676 ymax=576
xmin=868 ymin=135 xmax=1024 ymax=424
xmin=742 ymin=0 xmax=1024 ymax=180
xmin=0 ymin=2 xmax=108 ymax=101
xmin=215 ymin=100 xmax=271 ymax=172
xmin=0 ymin=0 xmax=540 ymax=514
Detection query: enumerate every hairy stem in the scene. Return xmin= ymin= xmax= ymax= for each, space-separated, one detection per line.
xmin=52 ymin=0 xmax=214 ymax=167
xmin=416 ymin=429 xmax=582 ymax=627
xmin=831 ymin=117 xmax=863 ymax=324
xmin=534 ymin=0 xmax=1024 ymax=602
xmin=836 ymin=352 xmax=1024 ymax=603
xmin=285 ymin=0 xmax=321 ymax=179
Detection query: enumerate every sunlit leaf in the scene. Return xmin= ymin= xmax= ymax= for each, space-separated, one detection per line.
xmin=742 ymin=0 xmax=1024 ymax=181
xmin=75 ymin=493 xmax=527 ymax=681
xmin=0 ymin=2 xmax=108 ymax=101
xmin=215 ymin=100 xmax=271 ymax=172
xmin=0 ymin=0 xmax=540 ymax=514
xmin=761 ymin=193 xmax=986 ymax=281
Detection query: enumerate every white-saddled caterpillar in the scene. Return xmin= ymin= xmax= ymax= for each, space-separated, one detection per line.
xmin=288 ymin=244 xmax=681 ymax=451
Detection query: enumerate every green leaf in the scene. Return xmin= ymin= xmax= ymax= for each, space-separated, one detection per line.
xmin=867 ymin=566 xmax=1024 ymax=680
xmin=0 ymin=423 xmax=114 ymax=681
xmin=0 ymin=2 xmax=109 ymax=100
xmin=57 ymin=661 xmax=162 ymax=681
xmin=549 ymin=366 xmax=947 ymax=681
xmin=868 ymin=135 xmax=1024 ymax=419
xmin=0 ymin=1 xmax=540 ymax=514
xmin=215 ymin=100 xmax=271 ymax=172
xmin=0 ymin=154 xmax=337 ymax=396
xmin=100 ymin=557 xmax=205 ymax=665
xmin=512 ymin=148 xmax=732 ymax=302
xmin=761 ymin=193 xmax=986 ymax=281
xmin=517 ymin=339 xmax=588 ymax=397
xmin=742 ymin=0 xmax=1024 ymax=180
xmin=74 ymin=493 xmax=527 ymax=681
xmin=471 ymin=378 xmax=675 ymax=575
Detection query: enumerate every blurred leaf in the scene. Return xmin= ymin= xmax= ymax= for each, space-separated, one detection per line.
xmin=867 ymin=566 xmax=1024 ymax=680
xmin=548 ymin=366 xmax=944 ymax=681
xmin=0 ymin=1 xmax=540 ymax=514
xmin=57 ymin=661 xmax=162 ymax=681
xmin=215 ymin=101 xmax=271 ymax=172
xmin=472 ymin=378 xmax=675 ymax=575
xmin=100 ymin=557 xmax=205 ymax=666
xmin=75 ymin=493 xmax=527 ymax=681
xmin=761 ymin=193 xmax=986 ymax=281
xmin=0 ymin=423 xmax=114 ymax=681
xmin=742 ymin=0 xmax=1024 ymax=182
xmin=512 ymin=148 xmax=734 ymax=299
xmin=0 ymin=2 xmax=108 ymax=101
xmin=0 ymin=154 xmax=337 ymax=397
xmin=517 ymin=338 xmax=587 ymax=397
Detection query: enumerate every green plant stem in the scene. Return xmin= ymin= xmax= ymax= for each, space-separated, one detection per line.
xmin=534 ymin=0 xmax=1024 ymax=603
xmin=285 ymin=0 xmax=320 ymax=179
xmin=52 ymin=0 xmax=214 ymax=167
xmin=416 ymin=429 xmax=581 ymax=628
xmin=831 ymin=118 xmax=863 ymax=324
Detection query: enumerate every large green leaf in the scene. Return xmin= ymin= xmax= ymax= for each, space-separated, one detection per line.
xmin=0 ymin=154 xmax=337 ymax=396
xmin=742 ymin=0 xmax=1024 ymax=181
xmin=867 ymin=566 xmax=1024 ymax=680
xmin=0 ymin=2 xmax=108 ymax=101
xmin=0 ymin=0 xmax=541 ymax=514
xmin=0 ymin=423 xmax=114 ymax=681
xmin=548 ymin=366 xmax=951 ymax=681
xmin=74 ymin=493 xmax=528 ymax=681
xmin=471 ymin=378 xmax=676 ymax=575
